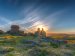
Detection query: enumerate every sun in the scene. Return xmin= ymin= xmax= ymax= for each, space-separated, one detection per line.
xmin=36 ymin=25 xmax=48 ymax=31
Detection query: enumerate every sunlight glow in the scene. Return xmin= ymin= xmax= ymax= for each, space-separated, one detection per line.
xmin=36 ymin=24 xmax=48 ymax=32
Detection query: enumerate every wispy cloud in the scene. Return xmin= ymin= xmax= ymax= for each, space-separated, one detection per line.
xmin=0 ymin=7 xmax=67 ymax=32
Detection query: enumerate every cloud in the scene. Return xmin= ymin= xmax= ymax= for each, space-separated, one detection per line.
xmin=0 ymin=7 xmax=66 ymax=32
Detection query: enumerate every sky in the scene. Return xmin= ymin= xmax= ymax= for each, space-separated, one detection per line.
xmin=0 ymin=0 xmax=75 ymax=33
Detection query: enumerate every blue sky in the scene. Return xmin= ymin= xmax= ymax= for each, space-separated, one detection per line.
xmin=0 ymin=0 xmax=75 ymax=33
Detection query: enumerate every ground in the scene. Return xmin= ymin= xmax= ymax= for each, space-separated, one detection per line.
xmin=0 ymin=35 xmax=75 ymax=56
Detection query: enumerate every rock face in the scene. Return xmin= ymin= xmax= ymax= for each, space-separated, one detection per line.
xmin=0 ymin=30 xmax=4 ymax=34
xmin=34 ymin=28 xmax=40 ymax=37
xmin=34 ymin=28 xmax=46 ymax=38
xmin=6 ymin=25 xmax=24 ymax=35
xmin=41 ymin=28 xmax=46 ymax=38
xmin=34 ymin=28 xmax=46 ymax=43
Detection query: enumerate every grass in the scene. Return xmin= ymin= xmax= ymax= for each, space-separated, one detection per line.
xmin=0 ymin=35 xmax=75 ymax=56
